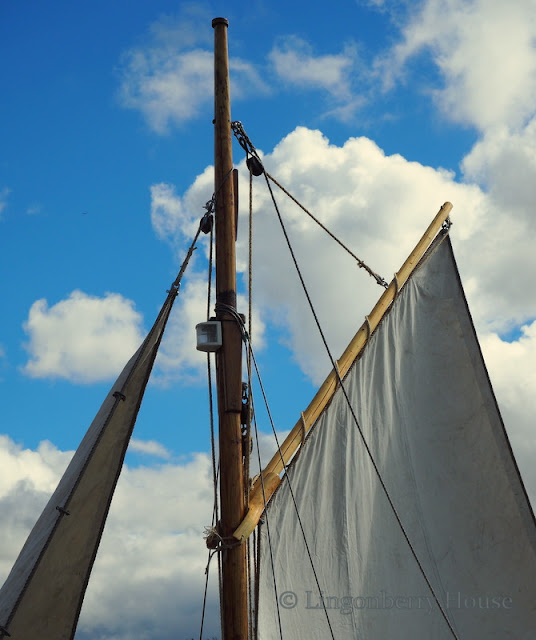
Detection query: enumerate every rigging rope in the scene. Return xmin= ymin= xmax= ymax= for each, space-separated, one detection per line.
xmin=231 ymin=120 xmax=388 ymax=288
xmin=265 ymin=172 xmax=388 ymax=288
xmin=250 ymin=348 xmax=336 ymax=640
xmin=213 ymin=302 xmax=336 ymax=640
xmin=248 ymin=351 xmax=287 ymax=640
xmin=199 ymin=551 xmax=217 ymax=640
xmin=167 ymin=205 xmax=223 ymax=640
xmin=232 ymin=120 xmax=459 ymax=639
xmin=261 ymin=171 xmax=460 ymax=640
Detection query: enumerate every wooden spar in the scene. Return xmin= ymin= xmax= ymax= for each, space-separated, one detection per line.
xmin=212 ymin=18 xmax=248 ymax=640
xmin=233 ymin=201 xmax=453 ymax=543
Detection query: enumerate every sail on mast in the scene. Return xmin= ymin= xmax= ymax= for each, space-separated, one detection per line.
xmin=0 ymin=284 xmax=181 ymax=640
xmin=256 ymin=233 xmax=536 ymax=638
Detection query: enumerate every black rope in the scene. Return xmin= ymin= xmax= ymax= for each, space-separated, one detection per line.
xmin=231 ymin=120 xmax=458 ymax=637
xmin=231 ymin=120 xmax=388 ymax=288
xmin=216 ymin=305 xmax=336 ymax=640
xmin=265 ymin=172 xmax=388 ymax=288
xmin=248 ymin=344 xmax=336 ymax=640
xmin=262 ymin=172 xmax=460 ymax=640
xmin=206 ymin=225 xmax=219 ymax=529
xmin=199 ymin=550 xmax=217 ymax=640
xmin=249 ymin=362 xmax=286 ymax=640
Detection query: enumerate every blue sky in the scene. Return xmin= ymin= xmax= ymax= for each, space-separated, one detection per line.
xmin=2 ymin=1 xmax=536 ymax=638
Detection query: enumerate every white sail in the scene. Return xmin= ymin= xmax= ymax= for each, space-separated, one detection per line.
xmin=257 ymin=235 xmax=536 ymax=639
xmin=0 ymin=291 xmax=177 ymax=640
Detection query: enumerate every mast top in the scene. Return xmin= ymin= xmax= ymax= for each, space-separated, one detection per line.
xmin=212 ymin=17 xmax=229 ymax=28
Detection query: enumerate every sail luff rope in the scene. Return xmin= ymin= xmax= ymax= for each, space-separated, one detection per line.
xmin=262 ymin=172 xmax=460 ymax=639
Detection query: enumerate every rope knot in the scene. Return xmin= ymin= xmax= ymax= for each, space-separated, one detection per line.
xmin=204 ymin=524 xmax=241 ymax=551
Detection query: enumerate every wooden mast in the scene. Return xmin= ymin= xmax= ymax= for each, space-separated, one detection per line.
xmin=212 ymin=17 xmax=248 ymax=640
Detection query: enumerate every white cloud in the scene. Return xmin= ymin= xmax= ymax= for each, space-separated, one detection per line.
xmin=129 ymin=438 xmax=172 ymax=459
xmin=381 ymin=0 xmax=536 ymax=132
xmin=148 ymin=166 xmax=266 ymax=385
xmin=480 ymin=323 xmax=536 ymax=505
xmin=119 ymin=47 xmax=214 ymax=133
xmin=26 ymin=203 xmax=41 ymax=216
xmin=149 ymin=123 xmax=536 ymax=384
xmin=148 ymin=124 xmax=535 ymax=507
xmin=150 ymin=182 xmax=194 ymax=241
xmin=462 ymin=118 xmax=536 ymax=214
xmin=153 ymin=275 xmax=211 ymax=385
xmin=269 ymin=36 xmax=358 ymax=101
xmin=0 ymin=187 xmax=10 ymax=218
xmin=0 ymin=436 xmax=73 ymax=580
xmin=366 ymin=1 xmax=536 ymax=332
xmin=231 ymin=127 xmax=485 ymax=384
xmin=154 ymin=274 xmax=266 ymax=387
xmin=0 ymin=436 xmax=219 ymax=640
xmin=22 ymin=291 xmax=145 ymax=383
xmin=118 ymin=14 xmax=266 ymax=134
xmin=3 ymin=118 xmax=536 ymax=637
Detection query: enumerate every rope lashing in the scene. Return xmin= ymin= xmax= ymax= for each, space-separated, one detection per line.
xmin=204 ymin=525 xmax=242 ymax=551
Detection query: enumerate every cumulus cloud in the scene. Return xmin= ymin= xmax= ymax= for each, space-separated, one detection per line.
xmin=362 ymin=0 xmax=536 ymax=333
xmin=147 ymin=123 xmax=535 ymax=499
xmin=5 ymin=126 xmax=536 ymax=639
xmin=149 ymin=123 xmax=535 ymax=383
xmin=150 ymin=182 xmax=188 ymax=240
xmin=269 ymin=36 xmax=358 ymax=101
xmin=381 ymin=0 xmax=536 ymax=132
xmin=150 ymin=179 xmax=209 ymax=242
xmin=148 ymin=166 xmax=266 ymax=385
xmin=117 ymin=13 xmax=266 ymax=134
xmin=462 ymin=118 xmax=536 ymax=214
xmin=230 ymin=127 xmax=486 ymax=383
xmin=480 ymin=323 xmax=536 ymax=505
xmin=0 ymin=436 xmax=73 ymax=579
xmin=154 ymin=276 xmax=266 ymax=386
xmin=22 ymin=291 xmax=145 ymax=383
xmin=154 ymin=275 xmax=213 ymax=385
xmin=0 ymin=435 xmax=219 ymax=640
xmin=129 ymin=438 xmax=172 ymax=459
xmin=118 ymin=47 xmax=214 ymax=133
xmin=77 ymin=453 xmax=219 ymax=639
